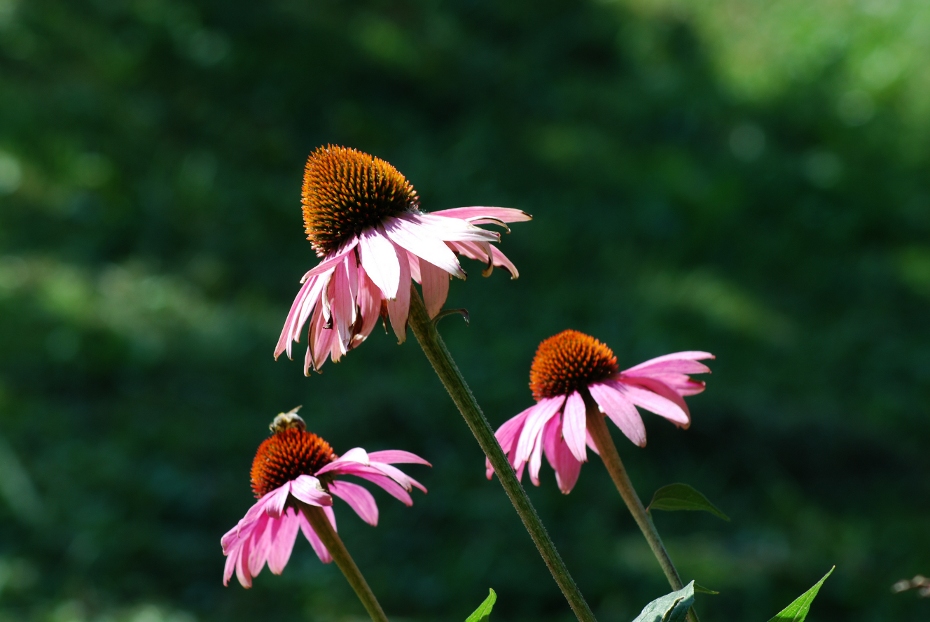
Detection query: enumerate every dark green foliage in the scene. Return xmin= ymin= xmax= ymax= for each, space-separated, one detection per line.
xmin=1 ymin=1 xmax=928 ymax=621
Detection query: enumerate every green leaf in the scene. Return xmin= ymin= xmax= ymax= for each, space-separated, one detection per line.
xmin=693 ymin=582 xmax=719 ymax=595
xmin=632 ymin=581 xmax=695 ymax=622
xmin=647 ymin=483 xmax=730 ymax=521
xmin=766 ymin=567 xmax=835 ymax=622
xmin=465 ymin=588 xmax=497 ymax=622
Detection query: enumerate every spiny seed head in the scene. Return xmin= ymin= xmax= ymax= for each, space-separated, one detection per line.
xmin=302 ymin=145 xmax=419 ymax=256
xmin=529 ymin=329 xmax=619 ymax=400
xmin=250 ymin=418 xmax=337 ymax=498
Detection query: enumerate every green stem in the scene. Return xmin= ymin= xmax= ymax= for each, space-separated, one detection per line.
xmin=406 ymin=286 xmax=597 ymax=622
xmin=585 ymin=408 xmax=700 ymax=622
xmin=301 ymin=504 xmax=389 ymax=622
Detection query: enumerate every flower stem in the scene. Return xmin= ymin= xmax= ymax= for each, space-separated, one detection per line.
xmin=585 ymin=408 xmax=700 ymax=622
xmin=406 ymin=287 xmax=597 ymax=622
xmin=302 ymin=504 xmax=389 ymax=622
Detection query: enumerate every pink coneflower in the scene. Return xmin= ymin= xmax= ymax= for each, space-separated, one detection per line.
xmin=222 ymin=410 xmax=429 ymax=588
xmin=487 ymin=330 xmax=713 ymax=494
xmin=275 ymin=145 xmax=530 ymax=373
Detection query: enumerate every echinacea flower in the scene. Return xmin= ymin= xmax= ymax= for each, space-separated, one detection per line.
xmin=222 ymin=409 xmax=429 ymax=588
xmin=275 ymin=145 xmax=530 ymax=374
xmin=487 ymin=330 xmax=713 ymax=494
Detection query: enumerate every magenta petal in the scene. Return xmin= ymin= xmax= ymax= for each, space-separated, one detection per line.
xmin=275 ymin=271 xmax=326 ymax=359
xmin=552 ymin=435 xmax=583 ymax=494
xmin=610 ymin=379 xmax=690 ymax=426
xmin=531 ymin=415 xmax=560 ymax=485
xmin=299 ymin=239 xmax=359 ymax=282
xmin=371 ymin=462 xmax=427 ymax=493
xmin=264 ymin=483 xmax=290 ymax=517
xmin=290 ymin=475 xmax=333 ymax=506
xmin=330 ymin=480 xmax=379 ymax=526
xmin=400 ymin=213 xmax=500 ymax=243
xmin=235 ymin=534 xmax=254 ymax=588
xmin=358 ymin=227 xmax=400 ymax=299
xmin=297 ymin=506 xmax=333 ymax=563
xmin=267 ymin=508 xmax=300 ymax=574
xmin=348 ymin=470 xmax=414 ymax=506
xmin=386 ymin=242 xmax=411 ymax=343
xmin=588 ymin=382 xmax=647 ymax=447
xmin=247 ymin=513 xmax=273 ymax=577
xmin=382 ymin=216 xmax=466 ymax=279
xmin=621 ymin=376 xmax=692 ymax=428
xmin=429 ymin=206 xmax=532 ymax=224
xmin=623 ymin=351 xmax=714 ymax=375
xmin=419 ymin=258 xmax=450 ymax=318
xmin=486 ymin=407 xmax=531 ymax=478
xmin=514 ymin=396 xmax=565 ymax=468
xmin=367 ymin=450 xmax=431 ymax=466
xmin=562 ymin=391 xmax=587 ymax=462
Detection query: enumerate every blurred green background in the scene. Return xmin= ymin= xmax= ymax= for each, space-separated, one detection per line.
xmin=1 ymin=0 xmax=929 ymax=620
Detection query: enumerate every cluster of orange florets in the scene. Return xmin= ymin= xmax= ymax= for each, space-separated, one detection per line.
xmin=250 ymin=426 xmax=337 ymax=498
xmin=529 ymin=329 xmax=619 ymax=400
xmin=301 ymin=145 xmax=419 ymax=256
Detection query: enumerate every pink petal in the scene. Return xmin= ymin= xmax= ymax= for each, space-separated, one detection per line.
xmin=486 ymin=407 xmax=532 ymax=479
xmin=331 ymin=262 xmax=355 ymax=352
xmin=298 ymin=505 xmax=333 ymax=564
xmin=367 ymin=450 xmax=431 ymax=466
xmin=514 ymin=396 xmax=566 ymax=468
xmin=429 ymin=206 xmax=532 ymax=224
xmin=588 ymin=382 xmax=647 ymax=447
xmin=263 ymin=483 xmax=291 ymax=517
xmin=267 ymin=508 xmax=301 ymax=574
xmin=382 ymin=216 xmax=466 ymax=279
xmin=330 ymin=480 xmax=379 ymax=526
xmin=623 ymin=351 xmax=714 ymax=376
xmin=247 ymin=513 xmax=273 ymax=577
xmin=489 ymin=245 xmax=519 ymax=279
xmin=370 ymin=462 xmax=427 ymax=493
xmin=274 ymin=270 xmax=328 ymax=359
xmin=358 ymin=227 xmax=400 ymax=299
xmin=386 ymin=243 xmax=411 ymax=342
xmin=561 ymin=390 xmax=587 ymax=462
xmin=298 ymin=239 xmax=359 ymax=283
xmin=346 ymin=470 xmax=414 ymax=506
xmin=552 ymin=435 xmax=583 ymax=494
xmin=406 ymin=250 xmax=422 ymax=282
xmin=530 ymin=415 xmax=561 ymax=486
xmin=609 ymin=379 xmax=690 ymax=426
xmin=317 ymin=448 xmax=369 ymax=475
xmin=235 ymin=535 xmax=254 ymax=588
xmin=290 ymin=474 xmax=333 ymax=506
xmin=448 ymin=240 xmax=495 ymax=276
xmin=621 ymin=376 xmax=692 ymax=428
xmin=399 ymin=213 xmax=500 ymax=243
xmin=419 ymin=258 xmax=450 ymax=318
xmin=308 ymin=304 xmax=334 ymax=373
xmin=354 ymin=269 xmax=383 ymax=348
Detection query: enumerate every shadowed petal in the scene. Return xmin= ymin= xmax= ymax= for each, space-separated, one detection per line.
xmin=330 ymin=480 xmax=379 ymax=526
xmin=562 ymin=390 xmax=587 ymax=462
xmin=588 ymin=382 xmax=647 ymax=447
xmin=358 ymin=227 xmax=400 ymax=298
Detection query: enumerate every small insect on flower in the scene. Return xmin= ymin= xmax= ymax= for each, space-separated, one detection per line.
xmin=221 ymin=407 xmax=430 ymax=588
xmin=275 ymin=145 xmax=530 ymax=374
xmin=487 ymin=330 xmax=713 ymax=494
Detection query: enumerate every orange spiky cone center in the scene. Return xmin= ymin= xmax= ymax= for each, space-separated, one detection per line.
xmin=529 ymin=329 xmax=619 ymax=400
xmin=301 ymin=145 xmax=419 ymax=256
xmin=250 ymin=428 xmax=337 ymax=498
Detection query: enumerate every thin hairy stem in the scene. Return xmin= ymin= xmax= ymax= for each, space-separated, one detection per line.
xmin=406 ymin=286 xmax=597 ymax=622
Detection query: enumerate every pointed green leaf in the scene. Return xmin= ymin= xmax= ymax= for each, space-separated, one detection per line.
xmin=647 ymin=483 xmax=730 ymax=521
xmin=465 ymin=588 xmax=497 ymax=622
xmin=632 ymin=581 xmax=695 ymax=622
xmin=766 ymin=567 xmax=835 ymax=622
xmin=693 ymin=582 xmax=719 ymax=595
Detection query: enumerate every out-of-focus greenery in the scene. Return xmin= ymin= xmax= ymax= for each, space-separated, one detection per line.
xmin=1 ymin=0 xmax=928 ymax=620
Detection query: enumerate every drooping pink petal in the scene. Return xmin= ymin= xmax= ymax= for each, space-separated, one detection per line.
xmin=419 ymin=258 xmax=450 ymax=318
xmin=263 ymin=483 xmax=291 ymax=517
xmin=608 ymin=379 xmax=690 ymax=426
xmin=267 ymin=508 xmax=301 ymax=574
xmin=399 ymin=213 xmax=500 ymax=243
xmin=650 ymin=374 xmax=707 ymax=397
xmin=514 ymin=396 xmax=566 ymax=468
xmin=308 ymin=304 xmax=334 ymax=373
xmin=247 ymin=512 xmax=273 ymax=577
xmin=448 ymin=240 xmax=495 ymax=276
xmin=382 ymin=216 xmax=466 ymax=279
xmin=358 ymin=227 xmax=400 ymax=299
xmin=489 ymin=245 xmax=519 ymax=279
xmin=347 ymin=469 xmax=415 ymax=506
xmin=317 ymin=448 xmax=369 ymax=475
xmin=367 ymin=450 xmax=431 ymax=466
xmin=405 ymin=249 xmax=421 ymax=282
xmin=235 ymin=534 xmax=254 ymax=588
xmin=297 ymin=505 xmax=333 ymax=563
xmin=530 ymin=415 xmax=561 ymax=486
xmin=552 ymin=434 xmax=583 ymax=494
xmin=486 ymin=406 xmax=532 ymax=479
xmin=275 ymin=270 xmax=329 ymax=359
xmin=353 ymin=269 xmax=382 ymax=348
xmin=623 ymin=351 xmax=714 ymax=376
xmin=588 ymin=382 xmax=647 ymax=447
xmin=561 ymin=390 xmax=587 ymax=462
xmin=290 ymin=474 xmax=332 ymax=507
xmin=329 ymin=480 xmax=379 ymax=526
xmin=369 ymin=461 xmax=427 ymax=493
xmin=330 ymin=255 xmax=356 ymax=351
xmin=386 ymin=243 xmax=411 ymax=342
xmin=297 ymin=239 xmax=359 ymax=283
xmin=430 ymin=207 xmax=532 ymax=224
xmin=621 ymin=376 xmax=692 ymax=428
